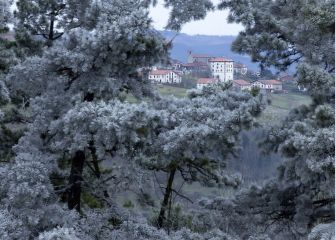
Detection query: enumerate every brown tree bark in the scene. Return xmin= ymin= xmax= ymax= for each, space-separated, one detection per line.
xmin=67 ymin=150 xmax=85 ymax=212
xmin=157 ymin=168 xmax=176 ymax=229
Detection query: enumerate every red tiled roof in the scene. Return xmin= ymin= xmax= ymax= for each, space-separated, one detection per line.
xmin=259 ymin=80 xmax=282 ymax=85
xmin=209 ymin=57 xmax=234 ymax=62
xmin=197 ymin=78 xmax=218 ymax=84
xmin=150 ymin=70 xmax=172 ymax=75
xmin=150 ymin=70 xmax=181 ymax=76
xmin=234 ymin=80 xmax=250 ymax=86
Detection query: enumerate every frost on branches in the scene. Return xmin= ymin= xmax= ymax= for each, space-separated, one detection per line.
xmin=4 ymin=0 xmax=335 ymax=239
xmin=308 ymin=222 xmax=335 ymax=240
xmin=0 ymin=0 xmax=16 ymax=74
xmin=0 ymin=0 xmax=12 ymax=32
xmin=195 ymin=0 xmax=335 ymax=239
xmin=14 ymin=0 xmax=93 ymax=54
xmin=0 ymin=0 xmax=265 ymax=239
xmin=1 ymin=0 xmax=167 ymax=237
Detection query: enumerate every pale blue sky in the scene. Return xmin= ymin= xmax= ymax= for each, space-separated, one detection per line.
xmin=149 ymin=0 xmax=244 ymax=36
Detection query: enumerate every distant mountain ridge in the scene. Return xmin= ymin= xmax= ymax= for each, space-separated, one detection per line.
xmin=160 ymin=30 xmax=259 ymax=71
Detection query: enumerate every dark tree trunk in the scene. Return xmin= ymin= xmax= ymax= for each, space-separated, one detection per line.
xmin=88 ymin=141 xmax=110 ymax=200
xmin=67 ymin=150 xmax=85 ymax=212
xmin=88 ymin=140 xmax=101 ymax=179
xmin=157 ymin=168 xmax=176 ymax=229
xmin=46 ymin=11 xmax=55 ymax=47
xmin=67 ymin=92 xmax=95 ymax=212
xmin=84 ymin=92 xmax=95 ymax=102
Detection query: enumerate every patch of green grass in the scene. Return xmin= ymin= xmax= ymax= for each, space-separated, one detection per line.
xmin=269 ymin=93 xmax=310 ymax=110
xmin=259 ymin=93 xmax=311 ymax=124
xmin=156 ymin=85 xmax=187 ymax=98
xmin=82 ymin=191 xmax=103 ymax=209
xmin=125 ymin=95 xmax=140 ymax=103
xmin=123 ymin=199 xmax=135 ymax=209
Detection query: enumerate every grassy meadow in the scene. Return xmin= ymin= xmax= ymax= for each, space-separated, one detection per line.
xmin=260 ymin=92 xmax=311 ymax=124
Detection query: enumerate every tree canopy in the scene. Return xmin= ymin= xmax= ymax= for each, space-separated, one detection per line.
xmin=1 ymin=0 xmax=335 ymax=239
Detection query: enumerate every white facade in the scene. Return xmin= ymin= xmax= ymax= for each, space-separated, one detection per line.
xmin=149 ymin=70 xmax=182 ymax=84
xmin=196 ymin=83 xmax=207 ymax=90
xmin=209 ymin=58 xmax=234 ymax=82
xmin=196 ymin=78 xmax=218 ymax=90
xmin=234 ymin=64 xmax=248 ymax=75
xmin=252 ymin=80 xmax=283 ymax=92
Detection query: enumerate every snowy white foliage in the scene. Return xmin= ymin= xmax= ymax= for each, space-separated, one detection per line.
xmin=0 ymin=80 xmax=9 ymax=120
xmin=308 ymin=222 xmax=335 ymax=240
xmin=0 ymin=79 xmax=10 ymax=104
xmin=0 ymin=209 xmax=25 ymax=240
xmin=0 ymin=0 xmax=267 ymax=238
xmin=1 ymin=0 xmax=168 ymax=237
xmin=0 ymin=0 xmax=12 ymax=30
xmin=180 ymin=0 xmax=335 ymax=239
xmin=6 ymin=0 xmax=335 ymax=239
xmin=38 ymin=227 xmax=81 ymax=240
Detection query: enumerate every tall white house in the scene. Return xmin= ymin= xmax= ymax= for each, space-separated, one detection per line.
xmin=209 ymin=57 xmax=234 ymax=82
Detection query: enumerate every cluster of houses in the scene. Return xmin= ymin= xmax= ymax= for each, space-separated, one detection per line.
xmin=196 ymin=78 xmax=283 ymax=92
xmin=148 ymin=52 xmax=244 ymax=84
xmin=148 ymin=51 xmax=285 ymax=93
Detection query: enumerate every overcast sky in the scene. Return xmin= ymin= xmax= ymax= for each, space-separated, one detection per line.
xmin=9 ymin=0 xmax=243 ymax=36
xmin=149 ymin=1 xmax=244 ymax=36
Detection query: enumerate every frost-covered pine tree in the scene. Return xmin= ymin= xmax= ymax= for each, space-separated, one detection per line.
xmin=153 ymin=0 xmax=214 ymax=31
xmin=0 ymin=0 xmax=20 ymax=163
xmin=0 ymin=0 xmax=269 ymax=238
xmin=0 ymin=0 xmax=11 ymax=70
xmin=14 ymin=0 xmax=93 ymax=55
xmin=0 ymin=0 xmax=16 ymax=73
xmin=193 ymin=0 xmax=335 ymax=239
xmin=2 ymin=0 xmax=169 ymax=237
xmin=0 ymin=0 xmax=12 ymax=31
xmin=136 ymin=84 xmax=264 ymax=229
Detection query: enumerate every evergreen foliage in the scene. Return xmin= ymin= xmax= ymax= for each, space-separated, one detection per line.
xmin=196 ymin=0 xmax=335 ymax=239
xmin=2 ymin=0 xmax=334 ymax=239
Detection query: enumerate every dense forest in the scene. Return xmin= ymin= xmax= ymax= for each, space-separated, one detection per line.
xmin=1 ymin=0 xmax=335 ymax=239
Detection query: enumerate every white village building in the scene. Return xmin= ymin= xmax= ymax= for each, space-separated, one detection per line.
xmin=149 ymin=70 xmax=182 ymax=84
xmin=234 ymin=63 xmax=248 ymax=75
xmin=233 ymin=79 xmax=252 ymax=91
xmin=196 ymin=78 xmax=218 ymax=90
xmin=209 ymin=57 xmax=234 ymax=82
xmin=252 ymin=80 xmax=283 ymax=92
